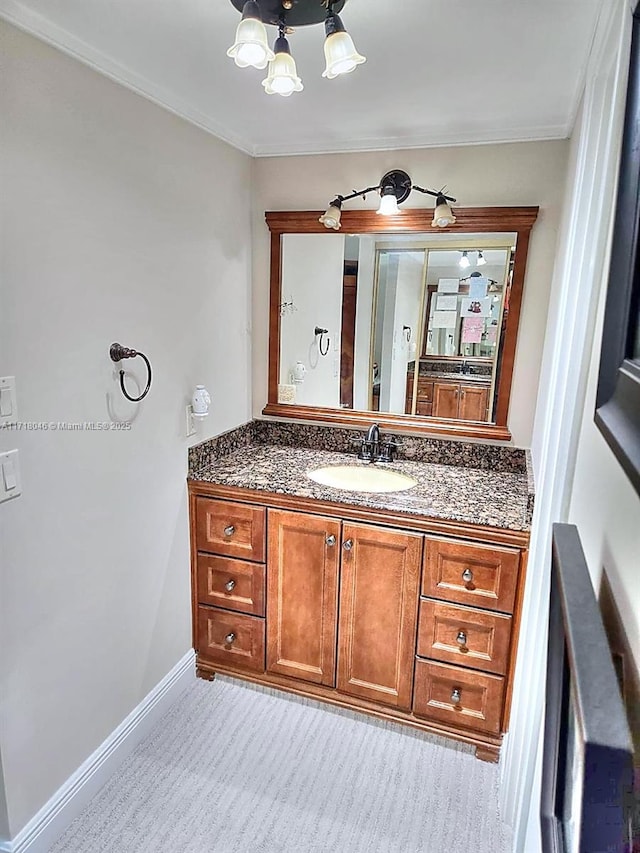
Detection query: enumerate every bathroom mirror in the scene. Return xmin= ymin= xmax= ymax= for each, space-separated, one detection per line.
xmin=265 ymin=207 xmax=538 ymax=440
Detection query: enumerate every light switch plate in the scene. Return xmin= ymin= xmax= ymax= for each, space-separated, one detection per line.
xmin=0 ymin=450 xmax=21 ymax=502
xmin=0 ymin=377 xmax=16 ymax=424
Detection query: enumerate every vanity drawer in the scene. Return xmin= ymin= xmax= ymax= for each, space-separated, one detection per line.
xmin=195 ymin=498 xmax=266 ymax=562
xmin=197 ymin=606 xmax=265 ymax=672
xmin=417 ymin=599 xmax=512 ymax=675
xmin=422 ymin=537 xmax=520 ymax=613
xmin=197 ymin=554 xmax=265 ymax=616
xmin=413 ymin=659 xmax=504 ymax=735
xmin=416 ymin=380 xmax=434 ymax=402
xmin=416 ymin=402 xmax=433 ymax=417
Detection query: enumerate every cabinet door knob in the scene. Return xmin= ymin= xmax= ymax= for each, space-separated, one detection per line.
xmin=325 ymin=534 xmax=336 ymax=546
xmin=224 ymin=525 xmax=235 ymax=537
xmin=451 ymin=688 xmax=461 ymax=705
xmin=343 ymin=539 xmax=353 ymax=551
xmin=224 ymin=632 xmax=236 ymax=644
xmin=456 ymin=631 xmax=467 ymax=647
xmin=225 ymin=579 xmax=236 ymax=592
xmin=462 ymin=568 xmax=474 ymax=583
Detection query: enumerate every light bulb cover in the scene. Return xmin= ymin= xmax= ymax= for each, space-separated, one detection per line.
xmin=323 ymin=15 xmax=366 ymax=79
xmin=377 ymin=190 xmax=400 ymax=216
xmin=459 ymin=251 xmax=470 ymax=269
xmin=262 ymin=36 xmax=303 ymax=96
xmin=431 ymin=194 xmax=456 ymax=228
xmin=227 ymin=2 xmax=274 ymax=69
xmin=319 ymin=199 xmax=342 ymax=230
xmin=477 ymin=251 xmax=487 ymax=266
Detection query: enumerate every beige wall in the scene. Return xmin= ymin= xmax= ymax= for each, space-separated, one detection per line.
xmin=0 ymin=22 xmax=252 ymax=837
xmin=251 ymin=141 xmax=569 ymax=447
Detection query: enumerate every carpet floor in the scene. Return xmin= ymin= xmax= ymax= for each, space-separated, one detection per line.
xmin=50 ymin=675 xmax=512 ymax=853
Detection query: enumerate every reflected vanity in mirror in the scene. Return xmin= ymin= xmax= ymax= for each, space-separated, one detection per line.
xmin=265 ymin=208 xmax=538 ymax=441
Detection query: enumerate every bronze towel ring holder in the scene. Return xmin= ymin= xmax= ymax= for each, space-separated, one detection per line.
xmin=109 ymin=343 xmax=152 ymax=402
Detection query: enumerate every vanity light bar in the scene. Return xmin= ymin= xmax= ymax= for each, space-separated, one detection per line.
xmin=319 ymin=170 xmax=457 ymax=230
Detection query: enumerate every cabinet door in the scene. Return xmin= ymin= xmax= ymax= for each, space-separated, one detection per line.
xmin=458 ymin=384 xmax=489 ymax=421
xmin=432 ymin=382 xmax=459 ymax=419
xmin=267 ymin=509 xmax=341 ymax=686
xmin=337 ymin=523 xmax=422 ymax=710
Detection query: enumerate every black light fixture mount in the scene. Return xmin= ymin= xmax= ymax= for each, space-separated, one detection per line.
xmin=319 ymin=170 xmax=457 ymax=230
xmin=229 ymin=0 xmax=347 ymax=27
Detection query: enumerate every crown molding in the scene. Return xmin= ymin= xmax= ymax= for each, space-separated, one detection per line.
xmin=0 ymin=0 xmax=572 ymax=159
xmin=251 ymin=124 xmax=569 ymax=158
xmin=0 ymin=0 xmax=257 ymax=156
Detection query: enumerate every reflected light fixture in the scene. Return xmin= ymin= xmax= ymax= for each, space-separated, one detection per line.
xmin=319 ymin=170 xmax=457 ymax=229
xmin=227 ymin=0 xmax=365 ymax=97
xmin=459 ymin=251 xmax=471 ymax=269
xmin=477 ymin=250 xmax=487 ymax=266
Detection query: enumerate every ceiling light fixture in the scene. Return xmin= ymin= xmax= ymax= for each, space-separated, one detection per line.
xmin=477 ymin=250 xmax=487 ymax=266
xmin=459 ymin=251 xmax=470 ymax=269
xmin=319 ymin=170 xmax=456 ymax=229
xmin=227 ymin=1 xmax=274 ymax=69
xmin=227 ymin=0 xmax=365 ymax=96
xmin=262 ymin=27 xmax=303 ymax=96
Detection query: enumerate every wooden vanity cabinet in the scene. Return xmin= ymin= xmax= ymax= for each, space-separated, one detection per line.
xmin=189 ymin=485 xmax=528 ymax=762
xmin=432 ymin=381 xmax=490 ymax=422
xmin=337 ymin=523 xmax=422 ymax=709
xmin=266 ymin=509 xmax=340 ymax=686
xmin=405 ymin=375 xmax=490 ymax=421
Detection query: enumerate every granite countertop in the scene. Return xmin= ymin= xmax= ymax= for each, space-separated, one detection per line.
xmin=189 ymin=443 xmax=532 ymax=533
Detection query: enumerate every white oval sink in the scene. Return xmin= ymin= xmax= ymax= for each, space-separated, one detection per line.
xmin=307 ymin=465 xmax=417 ymax=493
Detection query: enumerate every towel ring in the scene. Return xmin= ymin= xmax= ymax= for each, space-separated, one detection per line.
xmin=314 ymin=326 xmax=330 ymax=357
xmin=110 ymin=343 xmax=152 ymax=402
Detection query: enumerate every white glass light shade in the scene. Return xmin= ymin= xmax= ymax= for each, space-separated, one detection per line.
xmin=431 ymin=201 xmax=456 ymax=228
xmin=377 ymin=193 xmax=399 ymax=216
xmin=319 ymin=205 xmax=342 ymax=230
xmin=459 ymin=251 xmax=470 ymax=269
xmin=227 ymin=18 xmax=274 ymax=69
xmin=477 ymin=251 xmax=487 ymax=266
xmin=322 ymin=31 xmax=366 ymax=79
xmin=262 ymin=51 xmax=303 ymax=96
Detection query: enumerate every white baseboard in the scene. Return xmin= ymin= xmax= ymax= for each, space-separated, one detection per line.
xmin=0 ymin=650 xmax=195 ymax=853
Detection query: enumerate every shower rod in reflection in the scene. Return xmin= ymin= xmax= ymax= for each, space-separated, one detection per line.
xmin=110 ymin=343 xmax=152 ymax=402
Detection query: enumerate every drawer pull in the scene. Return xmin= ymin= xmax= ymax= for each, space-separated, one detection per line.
xmin=451 ymin=688 xmax=462 ymax=705
xmin=224 ymin=579 xmax=236 ymax=592
xmin=325 ymin=534 xmax=336 ymax=546
xmin=456 ymin=631 xmax=467 ymax=647
xmin=224 ymin=525 xmax=235 ymax=537
xmin=343 ymin=539 xmax=353 ymax=551
xmin=224 ymin=632 xmax=236 ymax=645
xmin=462 ymin=568 xmax=474 ymax=584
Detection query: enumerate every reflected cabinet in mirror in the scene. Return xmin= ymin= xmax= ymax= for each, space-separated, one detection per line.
xmin=265 ymin=207 xmax=538 ymax=440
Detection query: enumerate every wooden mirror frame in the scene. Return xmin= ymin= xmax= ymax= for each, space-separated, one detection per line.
xmin=263 ymin=206 xmax=539 ymax=441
